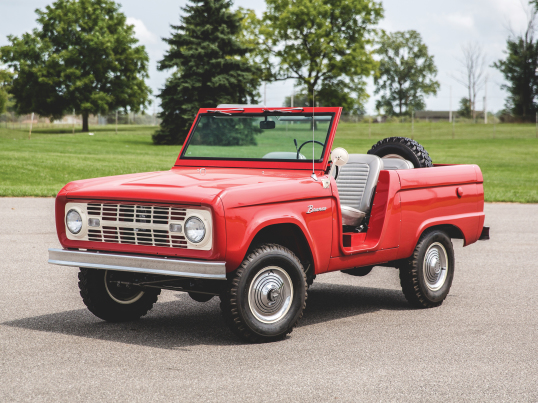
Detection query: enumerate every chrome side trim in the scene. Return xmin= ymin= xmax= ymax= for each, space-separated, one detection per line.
xmin=48 ymin=248 xmax=226 ymax=280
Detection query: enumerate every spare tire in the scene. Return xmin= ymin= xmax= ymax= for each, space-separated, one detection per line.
xmin=367 ymin=137 xmax=433 ymax=168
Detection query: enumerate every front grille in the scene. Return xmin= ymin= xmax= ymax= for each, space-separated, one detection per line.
xmin=87 ymin=203 xmax=186 ymax=224
xmin=86 ymin=203 xmax=188 ymax=248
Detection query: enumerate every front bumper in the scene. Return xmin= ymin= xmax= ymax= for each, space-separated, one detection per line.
xmin=48 ymin=249 xmax=227 ymax=280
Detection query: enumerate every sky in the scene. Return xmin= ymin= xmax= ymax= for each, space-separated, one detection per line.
xmin=0 ymin=0 xmax=533 ymax=114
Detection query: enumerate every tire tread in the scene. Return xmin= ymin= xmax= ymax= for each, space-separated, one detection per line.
xmin=367 ymin=136 xmax=433 ymax=168
xmin=220 ymin=244 xmax=307 ymax=343
xmin=78 ymin=268 xmax=160 ymax=322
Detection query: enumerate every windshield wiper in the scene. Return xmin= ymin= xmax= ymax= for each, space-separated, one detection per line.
xmin=207 ymin=108 xmax=245 ymax=115
xmin=262 ymin=108 xmax=304 ymax=113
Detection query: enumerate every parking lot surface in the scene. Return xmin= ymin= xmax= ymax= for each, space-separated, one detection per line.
xmin=1 ymin=198 xmax=537 ymax=402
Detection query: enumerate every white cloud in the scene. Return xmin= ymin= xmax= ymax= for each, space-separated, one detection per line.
xmin=127 ymin=17 xmax=158 ymax=45
xmin=445 ymin=13 xmax=475 ymax=30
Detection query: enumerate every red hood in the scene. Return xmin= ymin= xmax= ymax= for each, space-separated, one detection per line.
xmin=62 ymin=167 xmax=318 ymax=205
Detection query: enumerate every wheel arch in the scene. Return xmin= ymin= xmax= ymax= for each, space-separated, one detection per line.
xmin=247 ymin=223 xmax=315 ymax=275
xmin=419 ymin=223 xmax=465 ymax=241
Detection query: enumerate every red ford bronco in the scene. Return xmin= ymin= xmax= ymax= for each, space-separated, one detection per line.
xmin=49 ymin=107 xmax=489 ymax=342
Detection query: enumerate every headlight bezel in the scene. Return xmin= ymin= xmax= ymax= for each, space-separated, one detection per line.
xmin=184 ymin=216 xmax=206 ymax=244
xmin=66 ymin=208 xmax=83 ymax=234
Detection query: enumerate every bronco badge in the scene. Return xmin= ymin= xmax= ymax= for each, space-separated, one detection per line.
xmin=307 ymin=205 xmax=327 ymax=214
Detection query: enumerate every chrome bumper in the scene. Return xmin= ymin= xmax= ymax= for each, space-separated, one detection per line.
xmin=48 ymin=248 xmax=227 ymax=280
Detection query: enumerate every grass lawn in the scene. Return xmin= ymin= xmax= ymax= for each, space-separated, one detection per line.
xmin=1 ymin=122 xmax=537 ymax=202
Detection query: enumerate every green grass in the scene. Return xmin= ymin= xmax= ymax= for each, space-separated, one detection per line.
xmin=1 ymin=122 xmax=537 ymax=202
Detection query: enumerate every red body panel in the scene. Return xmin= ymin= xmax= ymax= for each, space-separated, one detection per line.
xmin=54 ymin=107 xmax=486 ymax=276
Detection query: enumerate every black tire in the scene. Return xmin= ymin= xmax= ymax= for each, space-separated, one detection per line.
xmin=78 ymin=268 xmax=160 ymax=322
xmin=367 ymin=137 xmax=433 ymax=168
xmin=220 ymin=244 xmax=307 ymax=343
xmin=342 ymin=266 xmax=374 ymax=277
xmin=399 ymin=230 xmax=454 ymax=308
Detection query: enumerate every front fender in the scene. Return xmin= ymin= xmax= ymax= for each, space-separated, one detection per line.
xmin=223 ymin=199 xmax=333 ymax=274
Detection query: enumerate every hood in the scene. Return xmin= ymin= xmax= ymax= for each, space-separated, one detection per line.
xmin=62 ymin=167 xmax=314 ymax=205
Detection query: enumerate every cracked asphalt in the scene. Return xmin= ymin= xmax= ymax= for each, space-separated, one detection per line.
xmin=1 ymin=198 xmax=536 ymax=402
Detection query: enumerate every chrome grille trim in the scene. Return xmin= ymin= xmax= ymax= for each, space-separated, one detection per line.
xmin=67 ymin=202 xmax=205 ymax=249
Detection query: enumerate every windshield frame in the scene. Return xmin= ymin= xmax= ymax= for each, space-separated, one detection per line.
xmin=174 ymin=107 xmax=342 ymax=171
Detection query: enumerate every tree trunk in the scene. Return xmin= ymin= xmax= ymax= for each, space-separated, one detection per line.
xmin=82 ymin=113 xmax=89 ymax=132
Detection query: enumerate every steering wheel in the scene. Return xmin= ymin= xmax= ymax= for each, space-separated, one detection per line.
xmin=297 ymin=140 xmax=325 ymax=159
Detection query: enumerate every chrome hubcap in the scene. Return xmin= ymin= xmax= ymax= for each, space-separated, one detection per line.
xmin=423 ymin=242 xmax=448 ymax=291
xmin=248 ymin=266 xmax=293 ymax=324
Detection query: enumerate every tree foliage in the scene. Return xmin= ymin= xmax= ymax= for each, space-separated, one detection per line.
xmin=493 ymin=11 xmax=538 ymax=120
xmin=0 ymin=0 xmax=151 ymax=131
xmin=374 ymin=30 xmax=439 ymax=116
xmin=0 ymin=63 xmax=13 ymax=114
xmin=458 ymin=98 xmax=472 ymax=118
xmin=153 ymin=0 xmax=261 ymax=145
xmin=282 ymin=83 xmax=366 ymax=115
xmin=252 ymin=0 xmax=382 ymax=113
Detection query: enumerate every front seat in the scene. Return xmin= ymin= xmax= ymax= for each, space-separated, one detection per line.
xmin=334 ymin=154 xmax=383 ymax=227
xmin=382 ymin=158 xmax=414 ymax=170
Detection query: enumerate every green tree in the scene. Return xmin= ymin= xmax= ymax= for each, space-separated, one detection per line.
xmin=0 ymin=0 xmax=151 ymax=132
xmin=154 ymin=0 xmax=261 ymax=145
xmin=253 ymin=0 xmax=383 ymax=111
xmin=458 ymin=98 xmax=472 ymax=118
xmin=282 ymin=81 xmax=366 ymax=115
xmin=493 ymin=13 xmax=538 ymax=120
xmin=374 ymin=30 xmax=439 ymax=116
xmin=0 ymin=65 xmax=12 ymax=114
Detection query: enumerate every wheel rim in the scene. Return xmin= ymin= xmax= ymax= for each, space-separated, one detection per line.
xmin=104 ymin=270 xmax=145 ymax=305
xmin=423 ymin=242 xmax=448 ymax=291
xmin=248 ymin=266 xmax=293 ymax=324
xmin=383 ymin=153 xmax=407 ymax=160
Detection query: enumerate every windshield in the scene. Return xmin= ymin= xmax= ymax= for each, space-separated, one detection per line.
xmin=181 ymin=113 xmax=334 ymax=161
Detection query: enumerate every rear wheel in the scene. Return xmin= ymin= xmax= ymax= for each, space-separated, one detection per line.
xmin=399 ymin=230 xmax=454 ymax=308
xmin=78 ymin=268 xmax=160 ymax=322
xmin=220 ymin=244 xmax=307 ymax=343
xmin=367 ymin=137 xmax=433 ymax=168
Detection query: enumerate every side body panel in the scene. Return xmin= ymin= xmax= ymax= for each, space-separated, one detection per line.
xmin=327 ymin=164 xmax=485 ymax=272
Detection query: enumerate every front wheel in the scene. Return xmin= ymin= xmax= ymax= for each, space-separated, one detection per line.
xmin=220 ymin=244 xmax=307 ymax=343
xmin=78 ymin=268 xmax=160 ymax=322
xmin=399 ymin=230 xmax=454 ymax=308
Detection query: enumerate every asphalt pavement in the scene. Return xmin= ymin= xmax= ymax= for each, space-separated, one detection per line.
xmin=1 ymin=198 xmax=536 ymax=402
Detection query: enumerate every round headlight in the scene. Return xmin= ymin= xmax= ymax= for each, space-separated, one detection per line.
xmin=66 ymin=209 xmax=83 ymax=234
xmin=184 ymin=216 xmax=206 ymax=243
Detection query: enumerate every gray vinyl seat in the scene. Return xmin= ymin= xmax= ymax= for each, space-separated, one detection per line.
xmin=334 ymin=154 xmax=383 ymax=227
xmin=381 ymin=158 xmax=414 ymax=170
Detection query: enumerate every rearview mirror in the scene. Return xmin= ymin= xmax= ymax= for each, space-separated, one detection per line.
xmin=329 ymin=147 xmax=349 ymax=178
xmin=331 ymin=147 xmax=349 ymax=166
xmin=260 ymin=120 xmax=275 ymax=130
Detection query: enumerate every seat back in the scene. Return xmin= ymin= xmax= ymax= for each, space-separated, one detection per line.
xmin=382 ymin=158 xmax=414 ymax=170
xmin=335 ymin=154 xmax=382 ymax=214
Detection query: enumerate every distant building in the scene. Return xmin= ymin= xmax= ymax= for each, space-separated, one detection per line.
xmin=415 ymin=111 xmax=485 ymax=121
xmin=415 ymin=111 xmax=458 ymax=121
